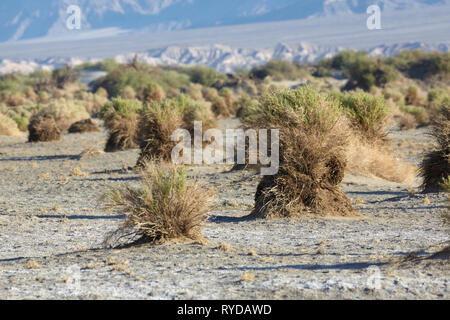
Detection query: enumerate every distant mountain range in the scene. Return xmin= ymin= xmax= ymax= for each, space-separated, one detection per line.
xmin=1 ymin=41 xmax=448 ymax=75
xmin=1 ymin=0 xmax=448 ymax=43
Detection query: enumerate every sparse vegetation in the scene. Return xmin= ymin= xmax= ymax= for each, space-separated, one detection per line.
xmin=104 ymin=162 xmax=215 ymax=245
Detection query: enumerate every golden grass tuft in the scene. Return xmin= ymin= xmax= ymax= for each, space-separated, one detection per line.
xmin=0 ymin=113 xmax=23 ymax=137
xmin=26 ymin=260 xmax=40 ymax=269
xmin=71 ymin=167 xmax=88 ymax=177
xmin=345 ymin=135 xmax=416 ymax=184
xmin=104 ymin=162 xmax=215 ymax=246
xmin=219 ymin=242 xmax=231 ymax=251
xmin=241 ymin=272 xmax=255 ymax=282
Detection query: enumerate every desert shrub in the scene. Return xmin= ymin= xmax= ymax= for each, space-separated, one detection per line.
xmin=400 ymin=105 xmax=429 ymax=127
xmin=68 ymin=119 xmax=100 ymax=134
xmin=250 ymin=59 xmax=309 ymax=81
xmin=52 ymin=65 xmax=80 ymax=89
xmin=28 ymin=115 xmax=61 ymax=142
xmin=85 ymin=92 xmax=109 ymax=115
xmin=211 ymin=88 xmax=235 ymax=118
xmin=120 ymin=85 xmax=136 ymax=100
xmin=0 ymin=113 xmax=23 ymax=137
xmin=317 ymin=51 xmax=397 ymax=90
xmin=234 ymin=93 xmax=260 ymax=118
xmin=420 ymin=104 xmax=450 ymax=192
xmin=202 ymin=87 xmax=219 ymax=102
xmin=137 ymin=95 xmax=216 ymax=165
xmin=240 ymin=79 xmax=259 ymax=96
xmin=243 ymin=87 xmax=358 ymax=218
xmin=23 ymin=86 xmax=37 ymax=102
xmin=104 ymin=162 xmax=214 ymax=245
xmin=6 ymin=92 xmax=26 ymax=106
xmin=28 ymin=70 xmax=54 ymax=93
xmin=397 ymin=112 xmax=418 ymax=130
xmin=100 ymin=98 xmax=143 ymax=152
xmin=93 ymin=67 xmax=154 ymax=98
xmin=11 ymin=115 xmax=29 ymax=132
xmin=36 ymin=99 xmax=90 ymax=131
xmin=139 ymin=82 xmax=165 ymax=103
xmin=184 ymin=83 xmax=204 ymax=101
xmin=38 ymin=91 xmax=50 ymax=104
xmin=428 ymin=88 xmax=450 ymax=110
xmin=182 ymin=66 xmax=225 ymax=86
xmin=95 ymin=87 xmax=108 ymax=98
xmin=383 ymin=88 xmax=404 ymax=103
xmin=175 ymin=95 xmax=217 ymax=133
xmin=387 ymin=50 xmax=450 ymax=80
xmin=100 ymin=97 xmax=143 ymax=120
xmin=344 ymin=57 xmax=397 ymax=91
xmin=337 ymin=91 xmax=389 ymax=142
xmin=211 ymin=96 xmax=231 ymax=118
xmin=405 ymin=86 xmax=422 ymax=106
xmin=93 ymin=64 xmax=190 ymax=99
xmin=136 ymin=104 xmax=183 ymax=164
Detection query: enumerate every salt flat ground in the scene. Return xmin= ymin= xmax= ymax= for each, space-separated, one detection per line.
xmin=0 ymin=120 xmax=448 ymax=299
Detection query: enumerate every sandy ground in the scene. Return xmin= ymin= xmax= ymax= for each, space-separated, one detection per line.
xmin=0 ymin=120 xmax=448 ymax=300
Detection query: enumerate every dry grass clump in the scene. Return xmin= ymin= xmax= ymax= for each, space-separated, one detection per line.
xmin=420 ymin=105 xmax=450 ymax=192
xmin=28 ymin=115 xmax=61 ymax=142
xmin=244 ymin=87 xmax=358 ymax=218
xmin=100 ymin=98 xmax=142 ymax=152
xmin=104 ymin=162 xmax=215 ymax=245
xmin=76 ymin=91 xmax=108 ymax=114
xmin=140 ymin=83 xmax=165 ymax=103
xmin=36 ymin=98 xmax=90 ymax=131
xmin=68 ymin=118 xmax=100 ymax=134
xmin=136 ymin=96 xmax=216 ymax=166
xmin=136 ymin=102 xmax=184 ymax=165
xmin=345 ymin=135 xmax=416 ymax=184
xmin=0 ymin=113 xmax=23 ymax=137
xmin=210 ymin=88 xmax=236 ymax=118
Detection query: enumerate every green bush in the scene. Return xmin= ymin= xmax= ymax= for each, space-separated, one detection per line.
xmin=315 ymin=51 xmax=397 ymax=91
xmin=387 ymin=50 xmax=450 ymax=79
xmin=428 ymin=88 xmax=450 ymax=109
xmin=250 ymin=59 xmax=309 ymax=81
xmin=182 ymin=66 xmax=225 ymax=86
xmin=337 ymin=91 xmax=389 ymax=141
xmin=93 ymin=64 xmax=190 ymax=99
xmin=243 ymin=86 xmax=342 ymax=132
xmin=52 ymin=65 xmax=80 ymax=89
xmin=100 ymin=98 xmax=143 ymax=120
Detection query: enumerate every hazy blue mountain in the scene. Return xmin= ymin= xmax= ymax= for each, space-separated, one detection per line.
xmin=0 ymin=0 xmax=448 ymax=43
